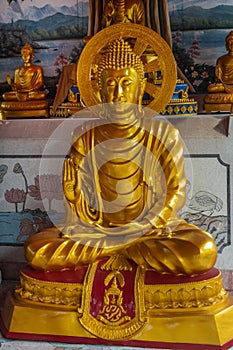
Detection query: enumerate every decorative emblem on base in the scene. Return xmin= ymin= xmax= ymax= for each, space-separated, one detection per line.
xmin=79 ymin=256 xmax=146 ymax=340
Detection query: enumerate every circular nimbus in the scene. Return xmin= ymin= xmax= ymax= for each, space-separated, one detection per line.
xmin=77 ymin=23 xmax=177 ymax=113
xmin=39 ymin=104 xmax=193 ymax=248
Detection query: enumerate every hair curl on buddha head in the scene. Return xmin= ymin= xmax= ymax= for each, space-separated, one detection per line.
xmin=21 ymin=43 xmax=34 ymax=60
xmin=98 ymin=38 xmax=145 ymax=87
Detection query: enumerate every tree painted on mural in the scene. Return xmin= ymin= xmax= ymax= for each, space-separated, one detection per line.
xmin=54 ymin=52 xmax=69 ymax=77
xmin=172 ymin=31 xmax=215 ymax=92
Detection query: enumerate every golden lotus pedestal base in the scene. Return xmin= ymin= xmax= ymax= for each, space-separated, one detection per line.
xmin=1 ymin=100 xmax=49 ymax=118
xmin=204 ymin=103 xmax=233 ymax=114
xmin=204 ymin=93 xmax=233 ymax=114
xmin=1 ymin=264 xmax=233 ymax=349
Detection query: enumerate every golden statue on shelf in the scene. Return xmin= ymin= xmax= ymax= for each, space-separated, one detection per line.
xmin=88 ymin=0 xmax=172 ymax=46
xmin=102 ymin=0 xmax=145 ymax=27
xmin=204 ymin=31 xmax=233 ymax=113
xmin=1 ymin=43 xmax=48 ymax=118
xmin=3 ymin=43 xmax=46 ymax=101
xmin=1 ymin=24 xmax=233 ymax=349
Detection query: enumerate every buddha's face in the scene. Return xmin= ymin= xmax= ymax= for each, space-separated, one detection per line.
xmin=100 ymin=67 xmax=143 ymax=122
xmin=226 ymin=39 xmax=233 ymax=53
xmin=22 ymin=49 xmax=32 ymax=64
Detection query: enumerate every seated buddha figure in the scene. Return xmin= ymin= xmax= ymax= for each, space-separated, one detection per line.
xmin=208 ymin=31 xmax=233 ymax=94
xmin=3 ymin=43 xmax=46 ymax=101
xmin=25 ymin=38 xmax=217 ymax=276
xmin=102 ymin=0 xmax=145 ymax=27
xmin=204 ymin=31 xmax=233 ymax=113
xmin=1 ymin=43 xmax=48 ymax=118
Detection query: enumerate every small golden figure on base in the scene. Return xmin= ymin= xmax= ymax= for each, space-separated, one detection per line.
xmin=205 ymin=31 xmax=233 ymax=113
xmin=1 ymin=43 xmax=48 ymax=118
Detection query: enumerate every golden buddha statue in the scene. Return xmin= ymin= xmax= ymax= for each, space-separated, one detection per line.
xmin=3 ymin=43 xmax=46 ymax=101
xmin=1 ymin=43 xmax=48 ymax=118
xmin=204 ymin=31 xmax=233 ymax=113
xmin=208 ymin=31 xmax=233 ymax=93
xmin=88 ymin=0 xmax=172 ymax=46
xmin=102 ymin=0 xmax=145 ymax=27
xmin=25 ymin=38 xmax=217 ymax=276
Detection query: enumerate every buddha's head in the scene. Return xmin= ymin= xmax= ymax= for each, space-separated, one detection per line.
xmin=97 ymin=38 xmax=146 ymax=122
xmin=21 ymin=43 xmax=34 ymax=64
xmin=225 ymin=31 xmax=233 ymax=53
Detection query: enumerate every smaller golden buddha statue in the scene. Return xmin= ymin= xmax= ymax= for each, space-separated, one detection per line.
xmin=3 ymin=43 xmax=46 ymax=101
xmin=204 ymin=31 xmax=233 ymax=113
xmin=102 ymin=0 xmax=145 ymax=27
xmin=1 ymin=43 xmax=48 ymax=118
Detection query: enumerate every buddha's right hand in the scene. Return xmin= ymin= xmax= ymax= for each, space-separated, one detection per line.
xmin=63 ymin=158 xmax=78 ymax=203
xmin=7 ymin=75 xmax=12 ymax=87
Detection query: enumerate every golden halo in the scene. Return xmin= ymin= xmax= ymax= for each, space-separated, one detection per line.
xmin=77 ymin=23 xmax=177 ymax=113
